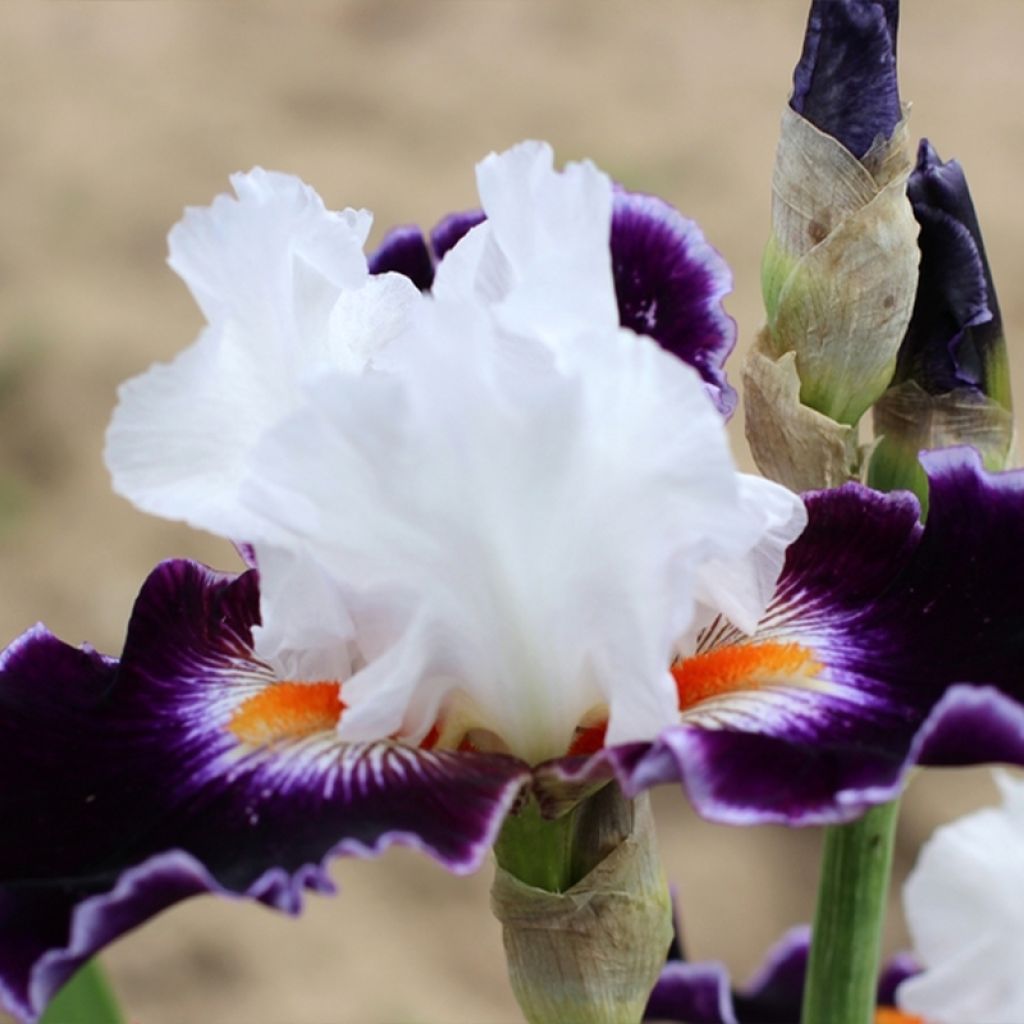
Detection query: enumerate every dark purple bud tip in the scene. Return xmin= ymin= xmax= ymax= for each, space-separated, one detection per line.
xmin=895 ymin=139 xmax=1006 ymax=401
xmin=791 ymin=0 xmax=902 ymax=160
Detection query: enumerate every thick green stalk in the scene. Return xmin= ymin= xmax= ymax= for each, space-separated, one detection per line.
xmin=801 ymin=798 xmax=901 ymax=1024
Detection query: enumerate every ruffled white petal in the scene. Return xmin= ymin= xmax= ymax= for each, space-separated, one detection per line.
xmin=898 ymin=770 xmax=1024 ymax=1024
xmin=240 ymin=287 xmax=802 ymax=761
xmin=249 ymin=543 xmax=356 ymax=683
xmin=692 ymin=475 xmax=808 ymax=638
xmin=433 ymin=140 xmax=618 ymax=345
xmin=169 ymin=168 xmax=371 ymax=327
xmin=106 ymin=144 xmax=806 ymax=763
xmin=105 ymin=169 xmax=421 ymax=539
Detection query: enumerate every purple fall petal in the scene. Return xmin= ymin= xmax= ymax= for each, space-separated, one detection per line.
xmin=0 ymin=560 xmax=528 ymax=1022
xmin=733 ymin=926 xmax=810 ymax=1023
xmin=646 ymin=919 xmax=917 ymax=1023
xmin=645 ymin=961 xmax=738 ymax=1024
xmin=790 ymin=0 xmax=901 ymax=159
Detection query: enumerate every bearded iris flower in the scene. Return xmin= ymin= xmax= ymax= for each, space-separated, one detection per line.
xmin=3 ymin=142 xmax=1024 ymax=1022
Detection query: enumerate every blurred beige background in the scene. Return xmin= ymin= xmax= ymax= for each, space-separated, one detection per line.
xmin=1 ymin=3 xmax=1021 ymax=1022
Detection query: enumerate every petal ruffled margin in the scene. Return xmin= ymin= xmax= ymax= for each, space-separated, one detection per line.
xmin=537 ymin=448 xmax=1024 ymax=824
xmin=0 ymin=561 xmax=528 ymax=1023
xmin=644 ymin=923 xmax=918 ymax=1023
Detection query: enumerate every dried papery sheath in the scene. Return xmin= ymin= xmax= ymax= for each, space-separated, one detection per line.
xmin=492 ymin=790 xmax=671 ymax=1024
xmin=745 ymin=109 xmax=919 ymax=489
xmin=742 ymin=343 xmax=861 ymax=492
xmin=871 ymin=382 xmax=1014 ymax=510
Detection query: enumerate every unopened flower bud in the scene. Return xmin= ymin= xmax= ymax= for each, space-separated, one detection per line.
xmin=491 ymin=786 xmax=672 ymax=1024
xmin=745 ymin=0 xmax=920 ymax=491
xmin=869 ymin=140 xmax=1014 ymax=507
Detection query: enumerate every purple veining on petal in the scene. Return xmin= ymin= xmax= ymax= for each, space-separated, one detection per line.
xmin=611 ymin=191 xmax=737 ymax=415
xmin=0 ymin=560 xmax=528 ymax=1022
xmin=790 ymin=0 xmax=901 ymax=160
xmin=895 ymin=139 xmax=1006 ymax=399
xmin=538 ymin=449 xmax=1024 ymax=825
xmin=233 ymin=541 xmax=258 ymax=568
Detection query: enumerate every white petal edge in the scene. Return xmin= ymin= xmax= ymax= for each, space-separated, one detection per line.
xmin=106 ymin=166 xmax=422 ymax=540
xmin=433 ymin=140 xmax=619 ymax=346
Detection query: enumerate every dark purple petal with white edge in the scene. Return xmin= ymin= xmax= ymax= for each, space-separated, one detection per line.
xmin=537 ymin=448 xmax=1024 ymax=824
xmin=644 ymin=961 xmax=737 ymax=1024
xmin=611 ymin=191 xmax=737 ymax=415
xmin=646 ymin=881 xmax=915 ymax=1021
xmin=0 ymin=561 xmax=528 ymax=1022
xmin=790 ymin=0 xmax=901 ymax=160
xmin=894 ymin=139 xmax=1006 ymax=399
xmin=733 ymin=926 xmax=810 ymax=1023
xmin=645 ymin=920 xmax=917 ymax=1023
xmin=366 ymin=225 xmax=436 ymax=292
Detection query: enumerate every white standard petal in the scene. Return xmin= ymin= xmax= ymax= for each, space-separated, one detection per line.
xmin=169 ymin=168 xmax=372 ymax=329
xmin=240 ymin=296 xmax=804 ymax=764
xmin=898 ymin=770 xmax=1024 ymax=1024
xmin=105 ymin=169 xmax=422 ymax=540
xmin=432 ymin=141 xmax=619 ymax=345
xmin=691 ymin=475 xmax=807 ymax=638
xmin=249 ymin=543 xmax=356 ymax=684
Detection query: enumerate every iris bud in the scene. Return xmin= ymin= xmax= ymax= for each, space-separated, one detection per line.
xmin=491 ymin=786 xmax=672 ymax=1024
xmin=869 ymin=140 xmax=1014 ymax=508
xmin=745 ymin=0 xmax=920 ymax=491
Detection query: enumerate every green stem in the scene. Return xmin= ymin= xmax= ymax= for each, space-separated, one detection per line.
xmin=493 ymin=782 xmax=633 ymax=893
xmin=40 ymin=959 xmax=125 ymax=1024
xmin=493 ymin=796 xmax=581 ymax=892
xmin=801 ymin=798 xmax=901 ymax=1024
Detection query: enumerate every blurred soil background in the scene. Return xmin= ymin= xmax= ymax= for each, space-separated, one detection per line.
xmin=1 ymin=2 xmax=1022 ymax=1022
